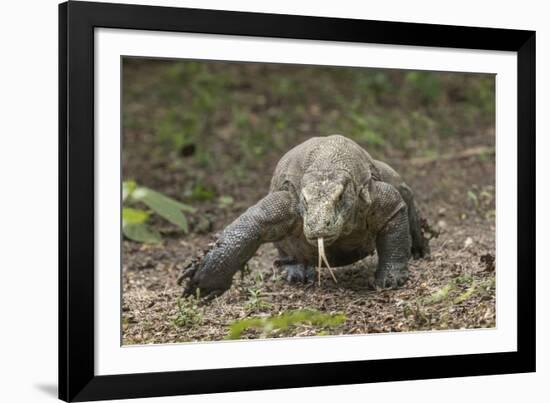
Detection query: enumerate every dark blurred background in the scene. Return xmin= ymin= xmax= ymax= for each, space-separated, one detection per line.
xmin=122 ymin=58 xmax=495 ymax=228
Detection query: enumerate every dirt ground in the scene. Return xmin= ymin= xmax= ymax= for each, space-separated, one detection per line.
xmin=122 ymin=142 xmax=495 ymax=344
xmin=121 ymin=60 xmax=495 ymax=344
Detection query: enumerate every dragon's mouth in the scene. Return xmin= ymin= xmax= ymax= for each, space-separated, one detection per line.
xmin=316 ymin=237 xmax=338 ymax=286
xmin=306 ymin=234 xmax=337 ymax=246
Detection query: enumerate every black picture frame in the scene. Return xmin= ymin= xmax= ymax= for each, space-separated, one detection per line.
xmin=59 ymin=1 xmax=536 ymax=401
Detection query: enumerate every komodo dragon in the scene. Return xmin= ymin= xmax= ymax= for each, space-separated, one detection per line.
xmin=180 ymin=134 xmax=430 ymax=299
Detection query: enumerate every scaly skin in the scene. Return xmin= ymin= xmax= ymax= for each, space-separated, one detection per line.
xmin=181 ymin=191 xmax=298 ymax=298
xmin=181 ymin=135 xmax=429 ymax=299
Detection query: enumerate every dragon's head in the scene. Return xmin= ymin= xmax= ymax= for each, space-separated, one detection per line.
xmin=300 ymin=170 xmax=361 ymax=247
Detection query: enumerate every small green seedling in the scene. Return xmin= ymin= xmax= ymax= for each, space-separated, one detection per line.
xmin=173 ymin=290 xmax=202 ymax=328
xmin=244 ymin=288 xmax=273 ymax=313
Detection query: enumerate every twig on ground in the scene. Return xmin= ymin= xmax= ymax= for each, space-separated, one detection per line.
xmin=409 ymin=146 xmax=494 ymax=166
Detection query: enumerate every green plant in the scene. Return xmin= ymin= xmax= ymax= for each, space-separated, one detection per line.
xmin=348 ymin=113 xmax=386 ymax=148
xmin=172 ymin=294 xmax=202 ymax=328
xmin=422 ymin=274 xmax=475 ymax=306
xmin=405 ymin=71 xmax=442 ymax=104
xmin=156 ymin=109 xmax=199 ymax=152
xmin=401 ymin=273 xmax=488 ymax=327
xmin=423 ymin=283 xmax=454 ymax=305
xmin=217 ymin=195 xmax=234 ymax=209
xmin=226 ymin=309 xmax=346 ymax=340
xmin=453 ymin=283 xmax=477 ymax=304
xmin=244 ymin=288 xmax=272 ymax=313
xmin=122 ymin=180 xmax=197 ymax=243
xmin=186 ymin=183 xmax=215 ymax=201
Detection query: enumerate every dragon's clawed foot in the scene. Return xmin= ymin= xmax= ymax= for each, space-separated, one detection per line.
xmin=374 ymin=263 xmax=409 ymax=289
xmin=178 ymin=261 xmax=205 ymax=299
xmin=412 ymin=217 xmax=437 ymax=259
xmin=411 ymin=237 xmax=430 ymax=259
xmin=274 ymin=258 xmax=315 ymax=284
xmin=178 ymin=255 xmax=232 ymax=302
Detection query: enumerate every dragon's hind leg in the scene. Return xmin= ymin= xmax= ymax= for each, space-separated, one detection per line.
xmin=397 ymin=183 xmax=430 ymax=259
xmin=373 ymin=160 xmax=430 ymax=259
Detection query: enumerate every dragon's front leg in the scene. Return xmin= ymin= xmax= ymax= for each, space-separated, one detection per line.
xmin=365 ymin=181 xmax=412 ymax=289
xmin=180 ymin=191 xmax=297 ymax=299
xmin=375 ymin=205 xmax=412 ymax=288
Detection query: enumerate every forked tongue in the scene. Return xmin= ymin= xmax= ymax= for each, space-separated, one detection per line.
xmin=317 ymin=237 xmax=338 ymax=286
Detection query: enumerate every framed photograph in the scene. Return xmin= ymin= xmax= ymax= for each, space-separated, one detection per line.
xmin=59 ymin=1 xmax=535 ymax=401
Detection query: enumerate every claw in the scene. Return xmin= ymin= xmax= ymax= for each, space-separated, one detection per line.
xmin=176 ymin=261 xmax=198 ymax=286
xmin=375 ymin=264 xmax=409 ymax=289
xmin=178 ymin=236 xmax=232 ymax=302
xmin=182 ymin=281 xmax=225 ymax=304
xmin=198 ymin=289 xmax=224 ymax=304
xmin=181 ymin=277 xmax=198 ymax=298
